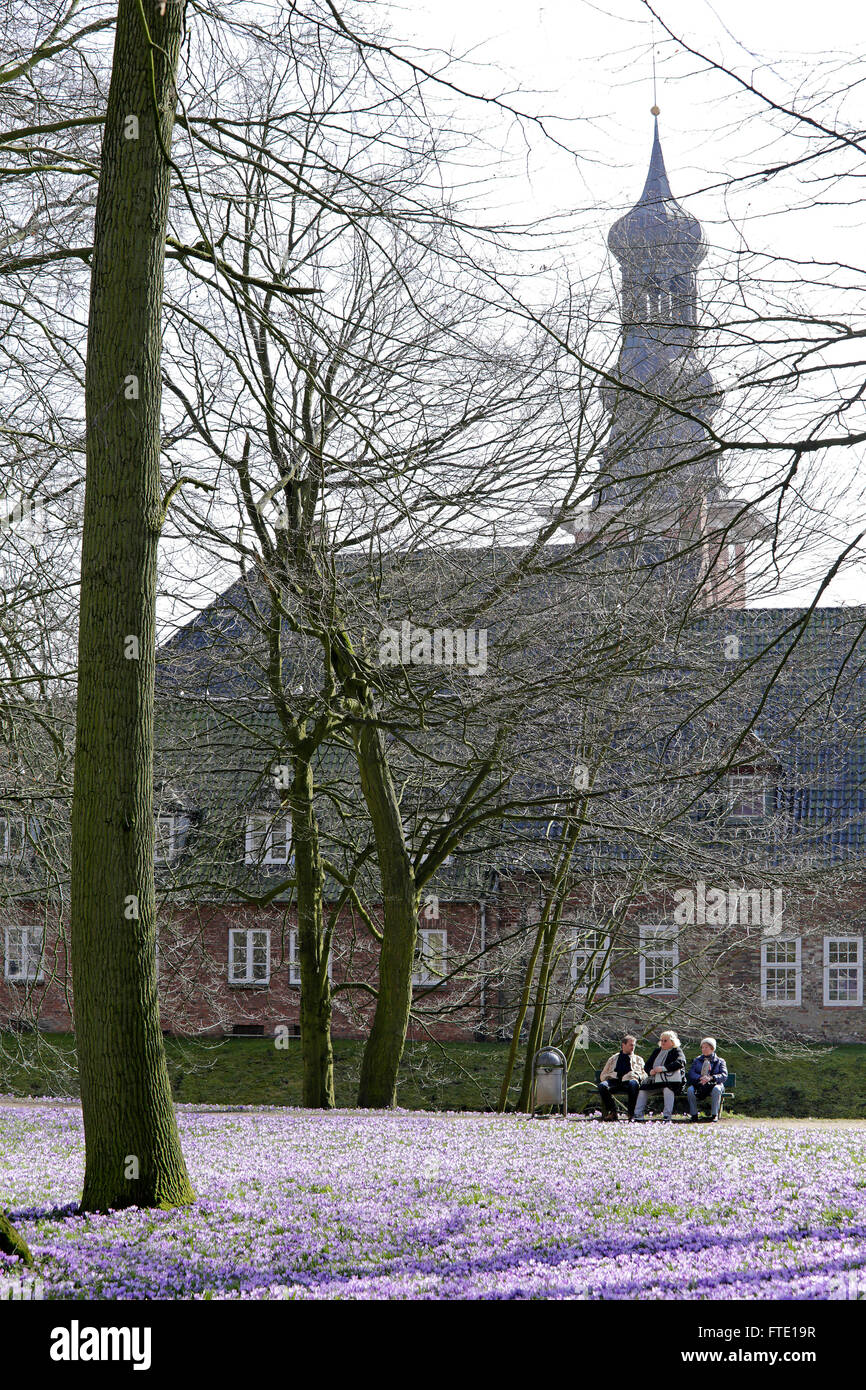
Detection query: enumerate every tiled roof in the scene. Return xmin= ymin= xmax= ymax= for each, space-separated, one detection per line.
xmin=155 ymin=561 xmax=866 ymax=882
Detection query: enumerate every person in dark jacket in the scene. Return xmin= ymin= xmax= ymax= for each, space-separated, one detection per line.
xmin=597 ymin=1036 xmax=646 ymax=1120
xmin=632 ymin=1030 xmax=687 ymax=1122
xmin=686 ymin=1037 xmax=728 ymax=1121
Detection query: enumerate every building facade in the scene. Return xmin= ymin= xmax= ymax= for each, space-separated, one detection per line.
xmin=2 ymin=121 xmax=865 ymax=1051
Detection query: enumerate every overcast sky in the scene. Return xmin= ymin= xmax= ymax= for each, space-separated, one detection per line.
xmin=382 ymin=0 xmax=866 ymax=606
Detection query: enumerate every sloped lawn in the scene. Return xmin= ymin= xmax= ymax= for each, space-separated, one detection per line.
xmin=3 ymin=1105 xmax=866 ymax=1299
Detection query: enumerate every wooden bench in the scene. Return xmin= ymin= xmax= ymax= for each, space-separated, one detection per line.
xmin=592 ymin=1070 xmax=737 ymax=1118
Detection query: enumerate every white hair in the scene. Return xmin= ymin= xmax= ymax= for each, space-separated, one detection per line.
xmin=701 ymin=1037 xmax=717 ymax=1050
xmin=659 ymin=1029 xmax=681 ymax=1048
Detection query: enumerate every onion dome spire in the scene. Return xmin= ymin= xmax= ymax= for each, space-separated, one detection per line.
xmin=595 ymin=115 xmax=722 ymax=513
xmin=608 ymin=115 xmax=705 ymax=330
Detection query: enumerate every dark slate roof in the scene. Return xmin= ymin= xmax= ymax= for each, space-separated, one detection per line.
xmin=155 ymin=552 xmax=866 ymax=882
xmin=608 ymin=118 xmax=705 ymax=272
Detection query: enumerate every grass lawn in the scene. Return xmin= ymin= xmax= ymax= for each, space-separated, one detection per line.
xmin=2 ymin=1033 xmax=866 ymax=1117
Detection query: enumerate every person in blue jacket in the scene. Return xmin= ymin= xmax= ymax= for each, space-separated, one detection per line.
xmin=687 ymin=1037 xmax=728 ymax=1121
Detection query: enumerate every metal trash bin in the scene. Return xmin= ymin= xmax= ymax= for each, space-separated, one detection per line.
xmin=531 ymin=1046 xmax=568 ymax=1117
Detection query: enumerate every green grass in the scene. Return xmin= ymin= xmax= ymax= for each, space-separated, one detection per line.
xmin=2 ymin=1033 xmax=866 ymax=1117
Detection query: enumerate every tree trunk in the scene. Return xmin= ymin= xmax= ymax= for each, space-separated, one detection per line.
xmin=70 ymin=0 xmax=193 ymax=1211
xmin=497 ymin=913 xmax=546 ymax=1112
xmin=516 ymin=924 xmax=558 ymax=1111
xmin=0 ymin=1212 xmax=32 ymax=1266
xmin=353 ymin=716 xmax=418 ymax=1108
xmin=292 ymin=755 xmax=335 ymax=1108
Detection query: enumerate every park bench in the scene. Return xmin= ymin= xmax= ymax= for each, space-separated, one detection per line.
xmin=592 ymin=1069 xmax=737 ymax=1119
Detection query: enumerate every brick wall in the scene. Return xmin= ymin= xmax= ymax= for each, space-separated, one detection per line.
xmin=490 ymin=881 xmax=866 ymax=1046
xmin=0 ymin=899 xmax=487 ymax=1041
xmin=3 ymin=887 xmax=863 ymax=1045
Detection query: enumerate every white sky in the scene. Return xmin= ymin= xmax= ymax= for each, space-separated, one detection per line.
xmin=156 ymin=1 xmax=866 ymax=626
xmin=382 ymin=0 xmax=866 ymax=606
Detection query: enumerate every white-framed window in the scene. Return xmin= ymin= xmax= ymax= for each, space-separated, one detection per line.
xmin=245 ymin=815 xmax=293 ymax=867
xmin=4 ymin=925 xmax=44 ymax=983
xmin=288 ymin=929 xmax=331 ymax=986
xmin=154 ymin=813 xmax=186 ymax=864
xmin=823 ymin=936 xmax=863 ymax=1007
xmin=726 ymin=775 xmax=767 ymax=822
xmin=761 ymin=936 xmax=801 ymax=1005
xmin=404 ymin=818 xmax=454 ymax=867
xmin=228 ymin=927 xmax=271 ymax=985
xmin=413 ymin=928 xmax=448 ymax=986
xmin=0 ymin=815 xmax=28 ymax=862
xmin=639 ymin=924 xmax=679 ymax=995
xmin=289 ymin=928 xmax=301 ymax=986
xmin=571 ymin=929 xmax=610 ymax=995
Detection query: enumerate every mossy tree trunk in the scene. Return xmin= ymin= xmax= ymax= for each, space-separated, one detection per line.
xmin=70 ymin=0 xmax=193 ymax=1212
xmin=497 ymin=914 xmax=546 ymax=1112
xmin=292 ymin=754 xmax=335 ymax=1108
xmin=259 ymin=563 xmax=336 ymax=1110
xmin=0 ymin=1211 xmax=32 ymax=1266
xmin=353 ymin=714 xmax=419 ymax=1108
xmin=516 ymin=923 xmax=558 ymax=1111
xmin=498 ymin=802 xmax=589 ymax=1112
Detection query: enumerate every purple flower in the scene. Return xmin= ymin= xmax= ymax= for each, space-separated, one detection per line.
xmin=2 ymin=1104 xmax=865 ymax=1300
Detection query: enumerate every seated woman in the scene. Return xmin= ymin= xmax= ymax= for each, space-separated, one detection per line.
xmin=632 ymin=1029 xmax=687 ymax=1123
xmin=686 ymin=1037 xmax=728 ymax=1121
xmin=597 ymin=1035 xmax=646 ymax=1120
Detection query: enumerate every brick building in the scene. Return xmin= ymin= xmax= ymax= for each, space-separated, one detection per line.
xmin=2 ymin=119 xmax=865 ymax=1051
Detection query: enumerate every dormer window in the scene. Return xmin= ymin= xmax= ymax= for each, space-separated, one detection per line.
xmin=0 ymin=815 xmax=28 ymax=863
xmin=154 ymin=813 xmax=186 ymax=863
xmin=409 ymin=817 xmax=455 ymax=867
xmin=725 ymin=775 xmax=767 ymax=823
xmin=245 ymin=815 xmax=293 ymax=867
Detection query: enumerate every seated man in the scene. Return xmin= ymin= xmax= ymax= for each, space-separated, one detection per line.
xmin=598 ymin=1035 xmax=645 ymax=1120
xmin=687 ymin=1037 xmax=728 ymax=1122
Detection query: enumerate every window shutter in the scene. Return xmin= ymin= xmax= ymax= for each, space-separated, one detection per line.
xmin=155 ymin=814 xmax=175 ymax=863
xmin=0 ymin=816 xmax=26 ymax=861
xmin=245 ymin=816 xmax=265 ymax=865
xmin=268 ymin=820 xmax=291 ymax=864
xmin=427 ymin=929 xmax=447 ymax=981
xmin=27 ymin=926 xmax=44 ymax=981
xmin=5 ymin=926 xmax=24 ymax=978
xmin=251 ymin=929 xmax=270 ymax=982
xmin=412 ymin=934 xmax=425 ymax=983
xmin=414 ymin=929 xmax=447 ymax=984
xmin=175 ymin=813 xmax=191 ymax=853
xmin=289 ymin=928 xmax=300 ymax=984
xmin=228 ymin=929 xmax=248 ymax=983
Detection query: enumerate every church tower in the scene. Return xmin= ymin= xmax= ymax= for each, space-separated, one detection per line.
xmin=564 ymin=117 xmax=761 ymax=607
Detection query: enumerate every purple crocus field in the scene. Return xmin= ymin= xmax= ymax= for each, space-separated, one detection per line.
xmin=3 ymin=1104 xmax=866 ymax=1299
